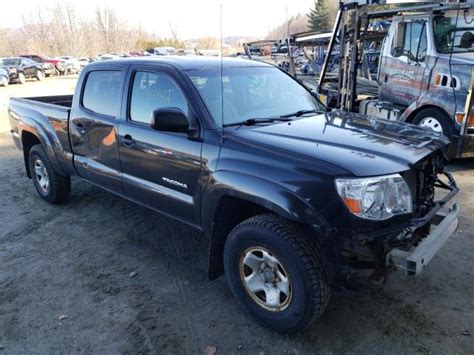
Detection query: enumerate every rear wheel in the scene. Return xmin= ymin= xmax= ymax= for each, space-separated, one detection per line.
xmin=413 ymin=108 xmax=453 ymax=139
xmin=18 ymin=72 xmax=26 ymax=84
xmin=29 ymin=145 xmax=71 ymax=204
xmin=36 ymin=70 xmax=43 ymax=81
xmin=224 ymin=214 xmax=331 ymax=333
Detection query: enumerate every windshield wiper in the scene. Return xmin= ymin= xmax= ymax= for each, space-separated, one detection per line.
xmin=280 ymin=109 xmax=320 ymax=118
xmin=223 ymin=117 xmax=292 ymax=127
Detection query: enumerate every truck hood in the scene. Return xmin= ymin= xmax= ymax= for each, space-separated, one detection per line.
xmin=230 ymin=110 xmax=449 ymax=177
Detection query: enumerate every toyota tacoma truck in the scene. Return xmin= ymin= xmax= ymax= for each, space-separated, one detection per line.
xmin=8 ymin=57 xmax=459 ymax=333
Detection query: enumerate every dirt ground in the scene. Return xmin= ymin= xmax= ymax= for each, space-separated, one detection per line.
xmin=0 ymin=77 xmax=473 ymax=354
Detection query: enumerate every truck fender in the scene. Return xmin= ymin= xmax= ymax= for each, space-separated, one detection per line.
xmin=400 ymin=98 xmax=451 ymax=124
xmin=202 ymin=170 xmax=327 ymax=279
xmin=17 ymin=114 xmax=68 ymax=177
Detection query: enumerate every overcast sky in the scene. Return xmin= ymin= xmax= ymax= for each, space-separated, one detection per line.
xmin=4 ymin=0 xmax=315 ymax=38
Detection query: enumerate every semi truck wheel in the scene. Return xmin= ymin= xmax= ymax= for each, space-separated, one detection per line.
xmin=223 ymin=214 xmax=331 ymax=333
xmin=413 ymin=108 xmax=453 ymax=139
xmin=29 ymin=145 xmax=71 ymax=204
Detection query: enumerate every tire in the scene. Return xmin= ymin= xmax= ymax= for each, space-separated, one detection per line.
xmin=1 ymin=77 xmax=8 ymax=87
xmin=412 ymin=108 xmax=453 ymax=140
xmin=36 ymin=70 xmax=43 ymax=81
xmin=18 ymin=72 xmax=26 ymax=84
xmin=28 ymin=144 xmax=71 ymax=204
xmin=223 ymin=214 xmax=331 ymax=333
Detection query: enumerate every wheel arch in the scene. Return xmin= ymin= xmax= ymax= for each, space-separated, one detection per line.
xmin=20 ymin=124 xmax=67 ymax=178
xmin=402 ymin=104 xmax=452 ymax=124
xmin=21 ymin=130 xmax=41 ymax=178
xmin=203 ymin=171 xmax=327 ymax=280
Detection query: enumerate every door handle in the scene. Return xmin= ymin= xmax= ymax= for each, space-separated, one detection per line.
xmin=122 ymin=134 xmax=136 ymax=147
xmin=74 ymin=122 xmax=86 ymax=135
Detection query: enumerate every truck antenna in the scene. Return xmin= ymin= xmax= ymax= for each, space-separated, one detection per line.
xmin=220 ymin=3 xmax=224 ymax=130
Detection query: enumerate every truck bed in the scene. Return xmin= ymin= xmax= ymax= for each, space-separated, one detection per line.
xmin=17 ymin=95 xmax=74 ymax=108
xmin=8 ymin=95 xmax=74 ymax=175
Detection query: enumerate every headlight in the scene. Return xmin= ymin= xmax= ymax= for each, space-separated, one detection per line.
xmin=335 ymin=173 xmax=413 ymax=220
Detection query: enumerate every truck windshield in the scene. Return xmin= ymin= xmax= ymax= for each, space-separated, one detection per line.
xmin=0 ymin=58 xmax=21 ymax=66
xmin=434 ymin=11 xmax=474 ymax=54
xmin=186 ymin=66 xmax=324 ymax=127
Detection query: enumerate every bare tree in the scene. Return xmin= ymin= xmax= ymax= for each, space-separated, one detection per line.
xmin=21 ymin=8 xmax=56 ymax=54
xmin=169 ymin=21 xmax=179 ymax=42
xmin=1 ymin=3 xmax=186 ymax=57
xmin=266 ymin=13 xmax=309 ymax=40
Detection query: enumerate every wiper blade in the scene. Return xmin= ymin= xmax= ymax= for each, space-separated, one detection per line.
xmin=280 ymin=109 xmax=319 ymax=118
xmin=223 ymin=117 xmax=292 ymax=127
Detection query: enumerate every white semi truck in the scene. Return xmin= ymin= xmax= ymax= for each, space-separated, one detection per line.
xmin=319 ymin=0 xmax=474 ymax=158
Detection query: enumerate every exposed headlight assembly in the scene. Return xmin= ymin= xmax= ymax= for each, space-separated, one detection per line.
xmin=335 ymin=174 xmax=413 ymax=220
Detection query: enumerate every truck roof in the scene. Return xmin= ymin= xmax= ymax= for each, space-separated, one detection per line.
xmin=86 ymin=56 xmax=271 ymax=71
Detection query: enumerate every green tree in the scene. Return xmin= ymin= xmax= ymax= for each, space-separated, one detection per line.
xmin=308 ymin=0 xmax=336 ymax=32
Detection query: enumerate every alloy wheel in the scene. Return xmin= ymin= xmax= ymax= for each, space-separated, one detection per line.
xmin=34 ymin=158 xmax=49 ymax=194
xmin=239 ymin=246 xmax=292 ymax=311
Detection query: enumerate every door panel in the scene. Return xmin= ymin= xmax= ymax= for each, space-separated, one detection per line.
xmin=119 ymin=68 xmax=202 ymax=225
xmin=119 ymin=125 xmax=202 ymax=223
xmin=379 ymin=21 xmax=428 ymax=106
xmin=69 ymin=69 xmax=125 ymax=193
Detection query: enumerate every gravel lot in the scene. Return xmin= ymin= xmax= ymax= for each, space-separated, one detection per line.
xmin=0 ymin=77 xmax=473 ymax=354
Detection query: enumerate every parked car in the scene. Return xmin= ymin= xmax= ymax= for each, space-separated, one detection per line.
xmin=20 ymin=54 xmax=66 ymax=75
xmin=154 ymin=46 xmax=177 ymax=55
xmin=8 ymin=57 xmax=459 ymax=333
xmin=41 ymin=62 xmax=56 ymax=77
xmin=0 ymin=68 xmax=9 ymax=86
xmin=0 ymin=57 xmax=44 ymax=83
xmin=97 ymin=54 xmax=120 ymax=61
xmin=55 ymin=56 xmax=81 ymax=74
xmin=78 ymin=57 xmax=94 ymax=69
xmin=128 ymin=51 xmax=147 ymax=56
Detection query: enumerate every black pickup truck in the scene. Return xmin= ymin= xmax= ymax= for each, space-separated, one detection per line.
xmin=8 ymin=57 xmax=459 ymax=332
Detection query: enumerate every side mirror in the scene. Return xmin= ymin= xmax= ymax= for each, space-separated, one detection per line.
xmin=390 ymin=47 xmax=404 ymax=58
xmin=151 ymin=107 xmax=189 ymax=133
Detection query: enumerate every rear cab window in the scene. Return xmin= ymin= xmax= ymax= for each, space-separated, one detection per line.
xmin=82 ymin=70 xmax=123 ymax=117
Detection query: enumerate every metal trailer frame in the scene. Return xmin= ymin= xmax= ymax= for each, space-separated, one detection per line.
xmin=244 ymin=32 xmax=336 ymax=78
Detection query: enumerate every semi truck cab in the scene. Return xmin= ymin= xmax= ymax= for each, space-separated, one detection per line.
xmin=360 ymin=6 xmax=474 ymax=157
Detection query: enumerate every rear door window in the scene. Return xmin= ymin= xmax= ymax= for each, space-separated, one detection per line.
xmin=82 ymin=70 xmax=122 ymax=117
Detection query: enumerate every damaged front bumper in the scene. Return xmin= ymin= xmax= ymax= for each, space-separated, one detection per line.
xmin=387 ymin=203 xmax=459 ymax=276
xmin=387 ymin=171 xmax=459 ymax=276
xmin=338 ymin=171 xmax=459 ymax=284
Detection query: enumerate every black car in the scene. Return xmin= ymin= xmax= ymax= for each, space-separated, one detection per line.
xmin=0 ymin=57 xmax=44 ymax=84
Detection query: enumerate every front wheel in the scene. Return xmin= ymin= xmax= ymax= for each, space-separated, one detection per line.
xmin=36 ymin=70 xmax=43 ymax=81
xmin=0 ymin=76 xmax=8 ymax=87
xmin=413 ymin=108 xmax=453 ymax=140
xmin=224 ymin=214 xmax=331 ymax=333
xmin=29 ymin=145 xmax=71 ymax=204
xmin=17 ymin=72 xmax=26 ymax=84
